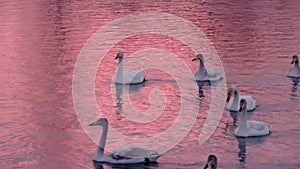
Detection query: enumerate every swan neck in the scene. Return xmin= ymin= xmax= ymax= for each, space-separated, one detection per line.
xmin=116 ymin=58 xmax=123 ymax=82
xmin=232 ymin=91 xmax=239 ymax=110
xmin=198 ymin=60 xmax=205 ymax=71
xmin=116 ymin=84 xmax=123 ymax=112
xmin=97 ymin=124 xmax=108 ymax=156
xmin=239 ymin=109 xmax=247 ymax=132
xmin=118 ymin=57 xmax=123 ymax=64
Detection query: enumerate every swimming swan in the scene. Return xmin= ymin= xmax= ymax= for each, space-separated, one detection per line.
xmin=192 ymin=54 xmax=222 ymax=82
xmin=203 ymin=155 xmax=217 ymax=169
xmin=115 ymin=51 xmax=146 ymax=85
xmin=89 ymin=118 xmax=161 ymax=164
xmin=234 ymin=99 xmax=271 ymax=137
xmin=226 ymin=86 xmax=256 ymax=112
xmin=287 ymin=55 xmax=300 ymax=78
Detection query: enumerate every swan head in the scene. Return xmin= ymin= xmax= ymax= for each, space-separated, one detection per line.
xmin=239 ymin=99 xmax=247 ymax=112
xmin=115 ymin=51 xmax=124 ymax=59
xmin=89 ymin=118 xmax=108 ymax=127
xmin=204 ymin=154 xmax=217 ymax=169
xmin=192 ymin=53 xmax=204 ymax=63
xmin=226 ymin=86 xmax=237 ymax=102
xmin=291 ymin=55 xmax=299 ymax=64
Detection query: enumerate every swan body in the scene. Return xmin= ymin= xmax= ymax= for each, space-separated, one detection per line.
xmin=192 ymin=54 xmax=222 ymax=82
xmin=115 ymin=51 xmax=146 ymax=85
xmin=235 ymin=120 xmax=271 ymax=137
xmin=94 ymin=149 xmax=160 ymax=164
xmin=234 ymin=99 xmax=271 ymax=137
xmin=89 ymin=118 xmax=161 ymax=164
xmin=226 ymin=86 xmax=256 ymax=112
xmin=287 ymin=55 xmax=300 ymax=78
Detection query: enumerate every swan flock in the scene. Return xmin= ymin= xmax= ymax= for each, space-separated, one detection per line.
xmin=88 ymin=52 xmax=300 ymax=166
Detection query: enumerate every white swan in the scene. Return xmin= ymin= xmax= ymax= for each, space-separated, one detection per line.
xmin=115 ymin=51 xmax=146 ymax=85
xmin=203 ymin=155 xmax=217 ymax=169
xmin=287 ymin=55 xmax=300 ymax=78
xmin=89 ymin=118 xmax=161 ymax=164
xmin=226 ymin=86 xmax=256 ymax=112
xmin=192 ymin=54 xmax=222 ymax=82
xmin=234 ymin=99 xmax=271 ymax=137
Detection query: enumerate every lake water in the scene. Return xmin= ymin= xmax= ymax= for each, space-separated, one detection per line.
xmin=1 ymin=1 xmax=300 ymax=169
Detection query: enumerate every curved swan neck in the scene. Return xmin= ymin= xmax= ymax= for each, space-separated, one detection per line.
xmin=118 ymin=57 xmax=123 ymax=64
xmin=116 ymin=58 xmax=123 ymax=82
xmin=198 ymin=59 xmax=205 ymax=70
xmin=239 ymin=108 xmax=247 ymax=132
xmin=116 ymin=85 xmax=123 ymax=113
xmin=233 ymin=91 xmax=239 ymax=99
xmin=97 ymin=123 xmax=108 ymax=156
xmin=231 ymin=90 xmax=239 ymax=110
xmin=234 ymin=89 xmax=239 ymax=95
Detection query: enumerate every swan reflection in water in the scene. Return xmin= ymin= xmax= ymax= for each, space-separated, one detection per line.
xmin=196 ymin=78 xmax=224 ymax=99
xmin=229 ymin=110 xmax=239 ymax=127
xmin=288 ymin=77 xmax=300 ymax=97
xmin=93 ymin=161 xmax=158 ymax=169
xmin=235 ymin=136 xmax=268 ymax=163
xmin=197 ymin=81 xmax=209 ymax=98
xmin=114 ymin=83 xmax=145 ymax=114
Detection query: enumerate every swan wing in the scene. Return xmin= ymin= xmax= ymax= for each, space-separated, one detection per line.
xmin=288 ymin=67 xmax=300 ymax=78
xmin=206 ymin=68 xmax=217 ymax=76
xmin=122 ymin=71 xmax=145 ymax=84
xmin=248 ymin=120 xmax=270 ymax=130
xmin=227 ymin=95 xmax=255 ymax=111
xmin=99 ymin=154 xmax=144 ymax=164
xmin=240 ymin=95 xmax=256 ymax=111
xmin=206 ymin=68 xmax=222 ymax=80
xmin=195 ymin=68 xmax=222 ymax=82
xmin=112 ymin=146 xmax=160 ymax=159
xmin=95 ymin=146 xmax=160 ymax=164
xmin=247 ymin=120 xmax=271 ymax=136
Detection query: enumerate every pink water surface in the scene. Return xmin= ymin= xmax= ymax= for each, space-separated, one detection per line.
xmin=1 ymin=1 xmax=300 ymax=169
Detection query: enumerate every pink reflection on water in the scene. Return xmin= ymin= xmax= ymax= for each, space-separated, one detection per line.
xmin=1 ymin=0 xmax=300 ymax=169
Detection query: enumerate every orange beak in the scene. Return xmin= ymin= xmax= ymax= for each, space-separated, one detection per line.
xmin=226 ymin=92 xmax=232 ymax=102
xmin=115 ymin=53 xmax=120 ymax=59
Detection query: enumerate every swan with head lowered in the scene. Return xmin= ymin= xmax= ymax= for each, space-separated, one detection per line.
xmin=226 ymin=86 xmax=256 ymax=112
xmin=115 ymin=51 xmax=146 ymax=85
xmin=192 ymin=54 xmax=222 ymax=82
xmin=234 ymin=99 xmax=271 ymax=137
xmin=89 ymin=118 xmax=161 ymax=164
xmin=287 ymin=55 xmax=300 ymax=78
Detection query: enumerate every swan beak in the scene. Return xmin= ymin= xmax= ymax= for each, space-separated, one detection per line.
xmin=192 ymin=58 xmax=197 ymax=61
xmin=89 ymin=122 xmax=96 ymax=126
xmin=291 ymin=60 xmax=294 ymax=64
xmin=239 ymin=107 xmax=243 ymax=112
xmin=115 ymin=53 xmax=120 ymax=60
xmin=226 ymin=92 xmax=232 ymax=102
